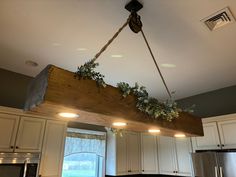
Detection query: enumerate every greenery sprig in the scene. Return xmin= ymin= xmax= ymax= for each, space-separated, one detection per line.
xmin=75 ymin=60 xmax=106 ymax=87
xmin=75 ymin=60 xmax=193 ymax=121
xmin=117 ymin=82 xmax=181 ymax=121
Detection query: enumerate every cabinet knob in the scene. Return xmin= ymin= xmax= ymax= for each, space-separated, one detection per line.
xmin=217 ymin=144 xmax=220 ymax=147
xmin=142 ymin=170 xmax=144 ymax=172
xmin=128 ymin=170 xmax=131 ymax=172
xmin=15 ymin=146 xmax=19 ymax=149
xmin=222 ymin=144 xmax=225 ymax=147
xmin=10 ymin=146 xmax=14 ymax=149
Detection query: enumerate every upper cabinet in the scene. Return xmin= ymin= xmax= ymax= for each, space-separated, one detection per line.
xmin=158 ymin=136 xmax=176 ymax=176
xmin=106 ymin=131 xmax=141 ymax=176
xmin=175 ymin=138 xmax=193 ymax=176
xmin=192 ymin=122 xmax=221 ymax=150
xmin=127 ymin=132 xmax=141 ymax=175
xmin=158 ymin=136 xmax=192 ymax=177
xmin=141 ymin=133 xmax=158 ymax=174
xmin=0 ymin=113 xmax=19 ymax=152
xmin=217 ymin=119 xmax=236 ymax=149
xmin=0 ymin=112 xmax=46 ymax=152
xmin=15 ymin=116 xmax=46 ymax=152
xmin=39 ymin=120 xmax=67 ymax=177
xmin=192 ymin=114 xmax=236 ymax=151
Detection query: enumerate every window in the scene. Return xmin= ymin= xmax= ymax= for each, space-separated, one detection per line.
xmin=62 ymin=128 xmax=106 ymax=177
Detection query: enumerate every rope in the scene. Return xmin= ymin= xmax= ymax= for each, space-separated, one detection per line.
xmin=91 ymin=15 xmax=131 ymax=62
xmin=89 ymin=13 xmax=172 ymax=99
xmin=140 ymin=29 xmax=172 ymax=99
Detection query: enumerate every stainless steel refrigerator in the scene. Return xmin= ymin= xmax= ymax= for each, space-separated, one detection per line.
xmin=191 ymin=152 xmax=236 ymax=177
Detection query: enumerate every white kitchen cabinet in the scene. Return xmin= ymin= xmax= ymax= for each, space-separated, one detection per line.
xmin=141 ymin=133 xmax=158 ymax=174
xmin=175 ymin=138 xmax=193 ymax=176
xmin=0 ymin=113 xmax=45 ymax=152
xmin=39 ymin=120 xmax=67 ymax=177
xmin=127 ymin=132 xmax=141 ymax=174
xmin=158 ymin=136 xmax=192 ymax=176
xmin=158 ymin=136 xmax=177 ymax=176
xmin=0 ymin=113 xmax=19 ymax=152
xmin=106 ymin=131 xmax=141 ymax=176
xmin=192 ymin=115 xmax=236 ymax=151
xmin=217 ymin=119 xmax=236 ymax=149
xmin=15 ymin=116 xmax=46 ymax=152
xmin=116 ymin=132 xmax=128 ymax=175
xmin=192 ymin=122 xmax=221 ymax=150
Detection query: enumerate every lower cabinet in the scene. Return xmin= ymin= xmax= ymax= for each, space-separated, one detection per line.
xmin=39 ymin=120 xmax=67 ymax=177
xmin=158 ymin=136 xmax=192 ymax=176
xmin=106 ymin=131 xmax=141 ymax=176
xmin=141 ymin=133 xmax=158 ymax=174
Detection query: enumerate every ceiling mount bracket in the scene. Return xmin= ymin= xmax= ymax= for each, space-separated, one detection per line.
xmin=125 ymin=0 xmax=143 ymax=33
xmin=125 ymin=0 xmax=143 ymax=13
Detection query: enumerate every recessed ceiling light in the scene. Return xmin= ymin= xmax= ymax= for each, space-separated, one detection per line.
xmin=161 ymin=63 xmax=176 ymax=68
xmin=76 ymin=48 xmax=87 ymax=51
xmin=174 ymin=133 xmax=186 ymax=138
xmin=148 ymin=129 xmax=161 ymax=133
xmin=112 ymin=122 xmax=127 ymax=126
xmin=111 ymin=54 xmax=123 ymax=58
xmin=25 ymin=60 xmax=38 ymax=67
xmin=58 ymin=112 xmax=79 ymax=118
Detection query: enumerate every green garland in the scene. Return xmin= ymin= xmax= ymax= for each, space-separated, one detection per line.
xmin=75 ymin=60 xmax=193 ymax=121
xmin=75 ymin=60 xmax=106 ymax=87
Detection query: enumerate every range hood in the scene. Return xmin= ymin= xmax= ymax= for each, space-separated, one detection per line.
xmin=24 ymin=65 xmax=203 ymax=137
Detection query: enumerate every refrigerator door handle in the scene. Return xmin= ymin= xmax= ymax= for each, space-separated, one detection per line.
xmin=219 ymin=167 xmax=223 ymax=177
xmin=215 ymin=166 xmax=218 ymax=177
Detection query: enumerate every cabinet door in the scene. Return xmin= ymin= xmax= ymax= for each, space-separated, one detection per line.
xmin=39 ymin=120 xmax=67 ymax=177
xmin=116 ymin=132 xmax=128 ymax=175
xmin=141 ymin=133 xmax=158 ymax=174
xmin=218 ymin=119 xmax=236 ymax=149
xmin=175 ymin=138 xmax=192 ymax=176
xmin=192 ymin=122 xmax=221 ymax=150
xmin=158 ymin=136 xmax=176 ymax=175
xmin=127 ymin=132 xmax=140 ymax=174
xmin=0 ymin=113 xmax=19 ymax=152
xmin=15 ymin=117 xmax=45 ymax=152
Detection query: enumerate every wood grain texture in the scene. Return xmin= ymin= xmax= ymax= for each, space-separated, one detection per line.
xmin=25 ymin=65 xmax=203 ymax=137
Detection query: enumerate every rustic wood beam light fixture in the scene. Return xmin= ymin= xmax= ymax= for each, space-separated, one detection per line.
xmin=24 ymin=0 xmax=203 ymax=137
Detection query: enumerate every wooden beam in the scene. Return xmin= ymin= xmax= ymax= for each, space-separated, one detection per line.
xmin=24 ymin=65 xmax=203 ymax=137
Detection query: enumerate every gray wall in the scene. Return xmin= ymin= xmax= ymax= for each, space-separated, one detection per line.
xmin=0 ymin=68 xmax=32 ymax=109
xmin=0 ymin=68 xmax=236 ymax=118
xmin=178 ymin=85 xmax=236 ymax=118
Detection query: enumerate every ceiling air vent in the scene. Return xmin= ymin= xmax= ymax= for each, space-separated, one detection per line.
xmin=202 ymin=7 xmax=235 ymax=31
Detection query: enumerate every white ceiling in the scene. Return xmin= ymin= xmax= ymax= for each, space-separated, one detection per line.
xmin=1 ymin=0 xmax=236 ymax=100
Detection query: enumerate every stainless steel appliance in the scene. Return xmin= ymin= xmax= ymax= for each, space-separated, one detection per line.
xmin=191 ymin=151 xmax=236 ymax=177
xmin=0 ymin=152 xmax=40 ymax=177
